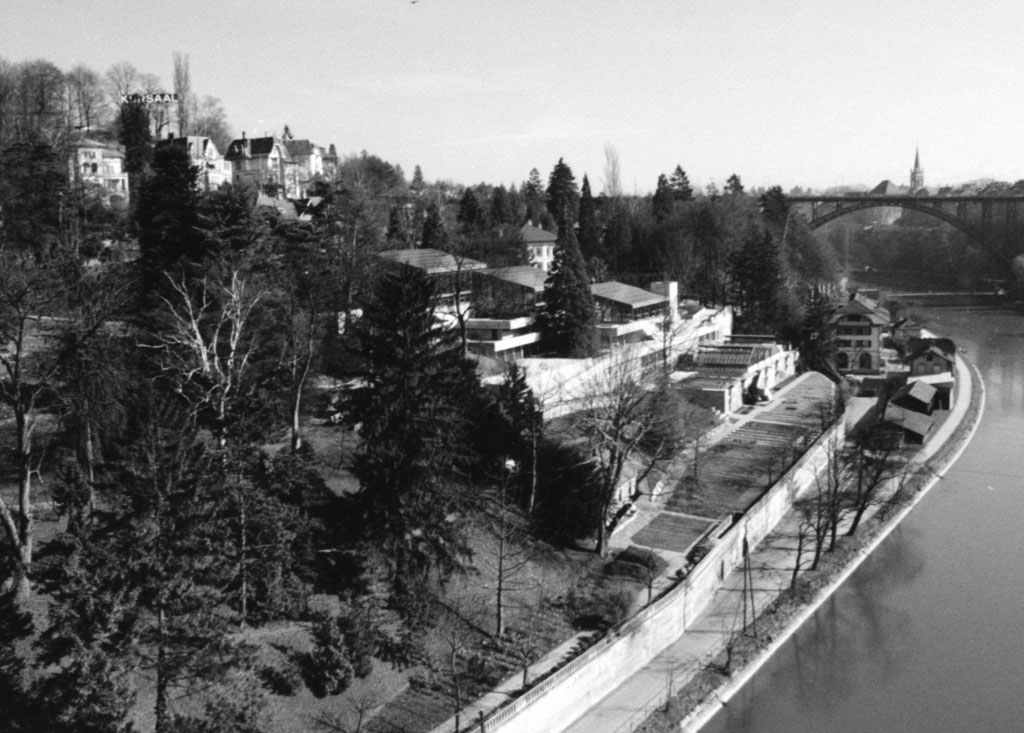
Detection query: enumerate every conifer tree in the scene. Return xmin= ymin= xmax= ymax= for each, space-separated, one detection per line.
xmin=523 ymin=168 xmax=545 ymax=220
xmin=669 ymin=165 xmax=693 ymax=201
xmin=456 ymin=187 xmax=485 ymax=234
xmin=345 ymin=267 xmax=480 ymax=620
xmin=542 ymin=224 xmax=597 ymax=357
xmin=421 ymin=201 xmax=447 ymax=249
xmin=490 ymin=185 xmax=513 ymax=226
xmin=546 ymin=158 xmax=579 ymax=231
xmin=577 ymin=174 xmax=600 ymax=260
xmin=725 ymin=173 xmax=745 ymax=196
xmin=652 ymin=173 xmax=674 ymax=222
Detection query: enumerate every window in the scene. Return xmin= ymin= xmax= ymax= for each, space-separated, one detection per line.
xmin=858 ymin=352 xmax=873 ymax=370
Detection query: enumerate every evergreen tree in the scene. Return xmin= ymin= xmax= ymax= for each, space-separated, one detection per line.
xmin=421 ymin=201 xmax=447 ymax=249
xmin=490 ymin=185 xmax=513 ymax=226
xmin=118 ymin=99 xmax=152 ymax=210
xmin=136 ymin=140 xmax=201 ymax=314
xmin=522 ymin=167 xmax=545 ymax=224
xmin=669 ymin=165 xmax=693 ymax=202
xmin=0 ymin=138 xmax=67 ymax=257
xmin=456 ymin=188 xmax=485 ymax=234
xmin=546 ymin=158 xmax=579 ymax=230
xmin=724 ymin=173 xmax=745 ymax=196
xmin=542 ymin=224 xmax=597 ymax=357
xmin=386 ymin=205 xmax=409 ymax=246
xmin=411 ymin=164 xmax=425 ymax=194
xmin=344 ymin=268 xmax=480 ymax=619
xmin=0 ymin=585 xmax=38 ymax=732
xmin=731 ymin=226 xmax=781 ymax=333
xmin=652 ymin=173 xmax=674 ymax=223
xmin=577 ymin=174 xmax=600 ymax=260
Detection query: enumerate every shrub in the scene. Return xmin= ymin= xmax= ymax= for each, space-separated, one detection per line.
xmin=304 ymin=611 xmax=355 ymax=697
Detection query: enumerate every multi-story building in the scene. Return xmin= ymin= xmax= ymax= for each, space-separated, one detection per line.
xmin=284 ymin=139 xmax=324 ymax=197
xmin=155 ymin=134 xmax=229 ymax=191
xmin=519 ymin=223 xmax=556 ymax=271
xmin=67 ymin=138 xmax=129 ymax=205
xmin=831 ymin=293 xmax=891 ymax=373
xmin=223 ymin=134 xmax=298 ymax=197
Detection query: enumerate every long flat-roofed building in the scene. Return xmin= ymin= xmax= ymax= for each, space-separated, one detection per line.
xmin=377 ymin=248 xmax=487 ymax=312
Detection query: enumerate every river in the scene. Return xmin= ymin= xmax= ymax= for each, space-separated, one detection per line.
xmin=702 ymin=306 xmax=1024 ymax=733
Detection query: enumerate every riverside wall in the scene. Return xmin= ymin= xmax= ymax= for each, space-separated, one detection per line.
xmin=452 ymin=402 xmax=846 ymax=733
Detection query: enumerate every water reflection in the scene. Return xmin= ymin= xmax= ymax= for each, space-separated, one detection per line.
xmin=702 ymin=306 xmax=1022 ymax=733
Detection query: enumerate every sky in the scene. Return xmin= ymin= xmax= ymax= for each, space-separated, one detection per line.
xmin=5 ymin=0 xmax=1024 ymax=194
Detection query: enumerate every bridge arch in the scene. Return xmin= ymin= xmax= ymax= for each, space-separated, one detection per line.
xmin=806 ymin=200 xmax=987 ymax=243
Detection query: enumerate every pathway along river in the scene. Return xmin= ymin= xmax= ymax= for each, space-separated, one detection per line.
xmin=702 ymin=306 xmax=1024 ymax=733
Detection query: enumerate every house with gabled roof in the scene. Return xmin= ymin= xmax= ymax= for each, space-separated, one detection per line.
xmin=906 ymin=337 xmax=955 ymax=376
xmin=223 ymin=133 xmax=298 ymax=198
xmin=831 ymin=293 xmax=891 ymax=374
xmin=156 ymin=134 xmax=229 ymax=191
xmin=283 ymin=138 xmax=324 ymax=197
xmin=519 ymin=223 xmax=557 ymax=272
xmin=890 ymin=379 xmax=937 ymax=415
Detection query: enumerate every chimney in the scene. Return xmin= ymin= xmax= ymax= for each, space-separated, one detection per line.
xmin=167 ymin=132 xmax=174 ymax=140
xmin=241 ymin=131 xmax=246 ymax=140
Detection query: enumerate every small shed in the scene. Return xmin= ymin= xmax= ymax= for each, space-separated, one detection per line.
xmin=881 ymin=405 xmax=934 ymax=444
xmin=890 ymin=379 xmax=937 ymax=415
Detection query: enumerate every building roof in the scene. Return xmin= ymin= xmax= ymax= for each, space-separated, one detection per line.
xmin=378 ymin=248 xmax=487 ymax=274
xmin=284 ymin=139 xmax=316 ymax=157
xmin=906 ymin=337 xmax=956 ymax=362
xmin=892 ymin=379 xmax=937 ymax=405
xmin=869 ymin=179 xmax=905 ymax=195
xmin=481 ymin=265 xmax=547 ymax=292
xmin=519 ymin=223 xmax=557 ymax=244
xmin=694 ymin=343 xmax=781 ymax=369
xmin=591 ymin=281 xmax=668 ymax=309
xmin=224 ymin=136 xmax=291 ymax=161
xmin=908 ymin=373 xmax=955 ymax=389
xmin=831 ymin=294 xmax=890 ymax=325
xmin=884 ymin=405 xmax=933 ymax=438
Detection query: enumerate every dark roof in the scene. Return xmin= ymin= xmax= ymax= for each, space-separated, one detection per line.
xmin=591 ymin=281 xmax=668 ymax=309
xmin=519 ymin=223 xmax=557 ymax=244
xmin=284 ymin=139 xmax=315 ymax=157
xmin=906 ymin=337 xmax=956 ymax=362
xmin=378 ymin=248 xmax=487 ymax=274
xmin=224 ymin=136 xmax=289 ymax=161
xmin=481 ymin=266 xmax=547 ymax=292
xmin=869 ymin=179 xmax=904 ymax=195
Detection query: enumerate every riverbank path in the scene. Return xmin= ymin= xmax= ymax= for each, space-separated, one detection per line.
xmin=561 ymin=356 xmax=976 ymax=733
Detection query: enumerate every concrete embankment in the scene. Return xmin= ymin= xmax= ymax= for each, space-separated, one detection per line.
xmin=677 ymin=353 xmax=985 ymax=733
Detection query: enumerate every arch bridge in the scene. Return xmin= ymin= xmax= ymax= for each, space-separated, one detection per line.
xmin=787 ymin=194 xmax=1024 ymax=264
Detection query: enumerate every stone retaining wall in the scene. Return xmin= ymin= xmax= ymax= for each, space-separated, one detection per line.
xmin=445 ymin=399 xmax=846 ymax=733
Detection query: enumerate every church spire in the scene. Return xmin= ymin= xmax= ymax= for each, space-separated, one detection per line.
xmin=910 ymin=147 xmax=924 ymax=192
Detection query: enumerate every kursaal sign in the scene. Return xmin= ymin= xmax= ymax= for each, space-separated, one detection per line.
xmin=120 ymin=93 xmax=179 ymax=104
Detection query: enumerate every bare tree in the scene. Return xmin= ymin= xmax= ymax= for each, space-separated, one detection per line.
xmin=0 ymin=255 xmax=125 ymax=596
xmin=65 ymin=64 xmax=107 ymax=132
xmin=481 ymin=471 xmax=533 ymax=637
xmin=105 ymin=61 xmax=139 ymax=102
xmin=571 ymin=347 xmax=689 ymax=556
xmin=845 ymin=426 xmax=906 ymax=535
xmin=149 ymin=271 xmax=264 ymax=448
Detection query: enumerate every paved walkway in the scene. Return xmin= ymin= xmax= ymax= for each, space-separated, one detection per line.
xmin=561 ymin=356 xmax=976 ymax=733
